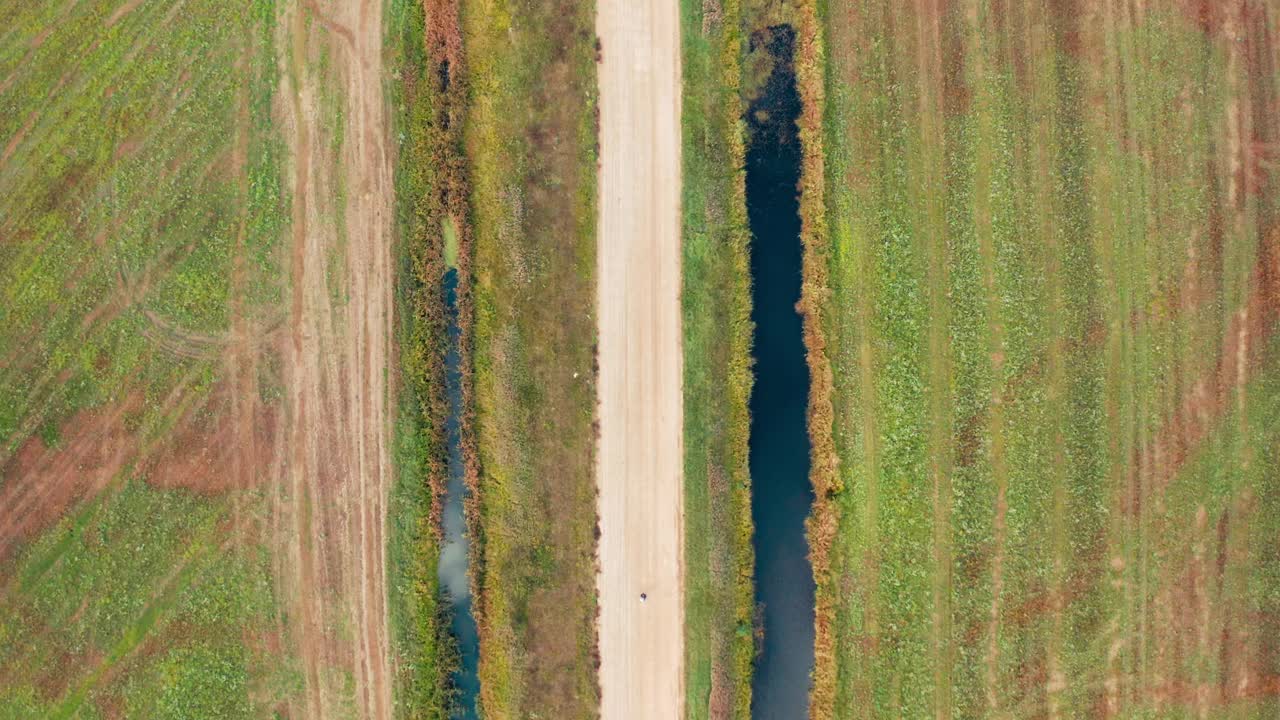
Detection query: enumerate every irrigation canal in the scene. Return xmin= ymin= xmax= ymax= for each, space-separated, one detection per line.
xmin=746 ymin=24 xmax=817 ymax=720
xmin=439 ymin=268 xmax=480 ymax=720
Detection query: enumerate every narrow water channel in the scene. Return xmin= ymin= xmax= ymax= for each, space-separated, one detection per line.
xmin=746 ymin=24 xmax=815 ymax=719
xmin=438 ymin=268 xmax=480 ymax=719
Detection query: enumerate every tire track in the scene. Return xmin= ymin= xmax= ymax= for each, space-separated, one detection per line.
xmin=965 ymin=2 xmax=1012 ymax=712
xmin=276 ymin=0 xmax=393 ymax=717
xmin=909 ymin=0 xmax=955 ymax=715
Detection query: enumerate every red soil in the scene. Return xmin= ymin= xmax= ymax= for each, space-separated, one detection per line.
xmin=0 ymin=393 xmax=143 ymax=561
xmin=0 ymin=378 xmax=277 ymax=565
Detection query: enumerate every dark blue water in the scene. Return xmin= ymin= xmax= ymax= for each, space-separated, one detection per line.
xmin=746 ymin=25 xmax=815 ymax=720
xmin=439 ymin=269 xmax=480 ymax=720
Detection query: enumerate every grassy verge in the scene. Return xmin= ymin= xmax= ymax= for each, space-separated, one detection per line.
xmin=385 ymin=0 xmax=465 ymax=715
xmin=462 ymin=0 xmax=600 ymax=716
xmin=786 ymin=1 xmax=838 ymax=716
xmin=680 ymin=0 xmax=757 ymax=717
xmin=815 ymin=0 xmax=1280 ymax=717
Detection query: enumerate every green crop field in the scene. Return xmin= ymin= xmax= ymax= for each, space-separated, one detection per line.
xmin=0 ymin=0 xmax=296 ymax=716
xmin=1 ymin=0 xmax=427 ymax=716
xmin=810 ymin=0 xmax=1280 ymax=717
xmin=0 ymin=0 xmax=283 ymax=464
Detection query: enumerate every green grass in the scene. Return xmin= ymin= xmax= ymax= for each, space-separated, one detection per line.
xmin=0 ymin=481 xmax=290 ymax=719
xmin=384 ymin=0 xmax=451 ymax=715
xmin=814 ymin=1 xmax=1280 ymax=717
xmin=464 ymin=0 xmax=600 ymax=715
xmin=0 ymin=0 xmax=284 ymax=454
xmin=0 ymin=1 xmax=291 ymax=716
xmin=680 ymin=0 xmax=757 ymax=718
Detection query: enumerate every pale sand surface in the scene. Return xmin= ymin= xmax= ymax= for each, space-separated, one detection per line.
xmin=596 ymin=0 xmax=684 ymax=716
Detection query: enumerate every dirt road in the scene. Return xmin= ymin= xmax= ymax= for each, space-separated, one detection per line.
xmin=596 ymin=0 xmax=683 ymax=717
xmin=277 ymin=0 xmax=394 ymax=717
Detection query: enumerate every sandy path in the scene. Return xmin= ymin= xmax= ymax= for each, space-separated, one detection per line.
xmin=595 ymin=0 xmax=683 ymax=717
xmin=337 ymin=0 xmax=395 ymax=715
xmin=277 ymin=0 xmax=393 ymax=718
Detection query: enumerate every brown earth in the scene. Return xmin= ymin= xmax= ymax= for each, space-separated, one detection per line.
xmin=0 ymin=373 xmax=282 ymax=566
xmin=0 ymin=392 xmax=142 ymax=561
xmin=105 ymin=0 xmax=145 ymax=29
xmin=143 ymin=393 xmax=279 ymax=496
xmin=271 ymin=0 xmax=395 ymax=718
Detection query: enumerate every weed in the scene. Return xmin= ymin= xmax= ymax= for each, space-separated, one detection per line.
xmin=680 ymin=0 xmax=757 ymax=717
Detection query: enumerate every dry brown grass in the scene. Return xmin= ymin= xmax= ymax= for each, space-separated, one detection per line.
xmin=787 ymin=1 xmax=841 ymax=717
xmin=464 ymin=0 xmax=600 ymax=716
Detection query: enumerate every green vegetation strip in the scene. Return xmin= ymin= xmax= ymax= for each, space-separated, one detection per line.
xmin=0 ymin=0 xmax=283 ymax=455
xmin=0 ymin=1 xmax=290 ymax=717
xmin=680 ymin=0 xmax=757 ymax=717
xmin=1 ymin=482 xmax=284 ymax=719
xmin=385 ymin=0 xmax=468 ymax=715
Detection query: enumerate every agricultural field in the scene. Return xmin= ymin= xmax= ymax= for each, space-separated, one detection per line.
xmin=7 ymin=0 xmax=1279 ymax=718
xmin=1 ymin=0 xmax=406 ymax=717
xmin=0 ymin=1 xmax=294 ymax=716
xmin=810 ymin=0 xmax=1280 ymax=717
xmin=1 ymin=0 xmax=607 ymax=716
